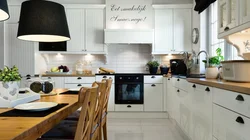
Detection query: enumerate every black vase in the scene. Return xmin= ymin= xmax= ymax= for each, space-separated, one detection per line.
xmin=149 ymin=67 xmax=158 ymax=74
xmin=160 ymin=67 xmax=169 ymax=75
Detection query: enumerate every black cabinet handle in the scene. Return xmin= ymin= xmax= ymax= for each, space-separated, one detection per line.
xmin=168 ymin=78 xmax=170 ymax=80
xmin=224 ymin=27 xmax=230 ymax=31
xmin=192 ymin=84 xmax=196 ymax=88
xmin=151 ymin=76 xmax=156 ymax=78
xmin=236 ymin=95 xmax=244 ymax=101
xmin=177 ymin=89 xmax=180 ymax=92
xmin=77 ymin=77 xmax=82 ymax=80
xmin=151 ymin=84 xmax=156 ymax=87
xmin=77 ymin=84 xmax=82 ymax=87
xmin=177 ymin=79 xmax=180 ymax=81
xmin=236 ymin=116 xmax=244 ymax=124
xmin=48 ymin=77 xmax=51 ymax=79
xmin=205 ymin=87 xmax=210 ymax=92
xmin=127 ymin=105 xmax=132 ymax=108
xmin=103 ymin=76 xmax=107 ymax=78
xmin=26 ymin=74 xmax=31 ymax=77
xmin=26 ymin=77 xmax=31 ymax=80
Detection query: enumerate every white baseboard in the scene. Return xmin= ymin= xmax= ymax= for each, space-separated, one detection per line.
xmin=107 ymin=111 xmax=169 ymax=119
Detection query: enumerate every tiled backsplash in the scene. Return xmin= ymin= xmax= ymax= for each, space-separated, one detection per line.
xmin=36 ymin=44 xmax=184 ymax=74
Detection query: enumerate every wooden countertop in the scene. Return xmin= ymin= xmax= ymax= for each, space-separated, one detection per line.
xmin=0 ymin=89 xmax=81 ymax=140
xmin=187 ymin=78 xmax=250 ymax=95
xmin=42 ymin=72 xmax=95 ymax=77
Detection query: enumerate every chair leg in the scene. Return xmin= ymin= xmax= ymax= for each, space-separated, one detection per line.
xmin=102 ymin=122 xmax=108 ymax=140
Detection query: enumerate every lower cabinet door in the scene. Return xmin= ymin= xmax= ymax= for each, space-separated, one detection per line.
xmin=213 ymin=104 xmax=250 ymax=140
xmin=144 ymin=84 xmax=163 ymax=111
xmin=107 ymin=84 xmax=115 ymax=111
xmin=64 ymin=83 xmax=92 ymax=89
xmin=191 ymin=85 xmax=212 ymax=140
xmin=172 ymin=88 xmax=181 ymax=125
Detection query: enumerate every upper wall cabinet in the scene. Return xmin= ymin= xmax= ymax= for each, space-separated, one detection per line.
xmin=240 ymin=0 xmax=250 ymax=24
xmin=153 ymin=5 xmax=192 ymax=54
xmin=218 ymin=0 xmax=239 ymax=36
xmin=66 ymin=5 xmax=105 ymax=54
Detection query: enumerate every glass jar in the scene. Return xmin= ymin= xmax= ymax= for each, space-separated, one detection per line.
xmin=83 ymin=61 xmax=92 ymax=75
xmin=75 ymin=60 xmax=84 ymax=75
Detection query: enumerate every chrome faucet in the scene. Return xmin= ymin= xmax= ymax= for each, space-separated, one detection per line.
xmin=196 ymin=50 xmax=209 ymax=68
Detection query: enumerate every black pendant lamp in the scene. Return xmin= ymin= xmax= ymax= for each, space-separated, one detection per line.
xmin=0 ymin=0 xmax=10 ymax=21
xmin=17 ymin=0 xmax=70 ymax=42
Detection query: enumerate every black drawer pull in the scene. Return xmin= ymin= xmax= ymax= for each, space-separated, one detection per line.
xmin=224 ymin=27 xmax=230 ymax=31
xmin=151 ymin=76 xmax=156 ymax=78
xmin=236 ymin=116 xmax=244 ymax=124
xmin=127 ymin=105 xmax=132 ymax=108
xmin=151 ymin=84 xmax=156 ymax=87
xmin=177 ymin=79 xmax=180 ymax=81
xmin=77 ymin=84 xmax=82 ymax=87
xmin=168 ymin=78 xmax=170 ymax=80
xmin=205 ymin=87 xmax=210 ymax=92
xmin=48 ymin=77 xmax=51 ymax=79
xmin=26 ymin=77 xmax=31 ymax=80
xmin=103 ymin=76 xmax=107 ymax=78
xmin=26 ymin=74 xmax=31 ymax=77
xmin=77 ymin=77 xmax=82 ymax=80
xmin=177 ymin=89 xmax=180 ymax=92
xmin=236 ymin=95 xmax=244 ymax=101
xmin=192 ymin=84 xmax=196 ymax=88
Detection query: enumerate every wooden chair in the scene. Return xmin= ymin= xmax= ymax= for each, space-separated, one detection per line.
xmin=39 ymin=84 xmax=99 ymax=140
xmin=100 ymin=78 xmax=113 ymax=140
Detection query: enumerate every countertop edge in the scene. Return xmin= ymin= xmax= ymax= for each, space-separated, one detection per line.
xmin=186 ymin=78 xmax=250 ymax=95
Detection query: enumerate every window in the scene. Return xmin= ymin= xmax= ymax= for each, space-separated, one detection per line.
xmin=208 ymin=1 xmax=243 ymax=60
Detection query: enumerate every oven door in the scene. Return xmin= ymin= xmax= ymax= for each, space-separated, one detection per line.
xmin=115 ymin=82 xmax=143 ymax=104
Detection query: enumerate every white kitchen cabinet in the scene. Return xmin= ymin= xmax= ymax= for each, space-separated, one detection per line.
xmin=240 ymin=0 xmax=250 ymax=24
xmin=213 ymin=104 xmax=250 ymax=140
xmin=64 ymin=83 xmax=92 ymax=89
xmin=85 ymin=9 xmax=104 ymax=52
xmin=64 ymin=76 xmax=95 ymax=90
xmin=153 ymin=5 xmax=192 ymax=54
xmin=5 ymin=24 xmax=35 ymax=76
xmin=154 ymin=9 xmax=173 ymax=53
xmin=172 ymin=87 xmax=181 ymax=124
xmin=166 ymin=78 xmax=175 ymax=114
xmin=41 ymin=77 xmax=65 ymax=88
xmin=218 ymin=0 xmax=239 ymax=35
xmin=144 ymin=83 xmax=163 ymax=111
xmin=95 ymin=75 xmax=115 ymax=111
xmin=191 ymin=84 xmax=212 ymax=140
xmin=66 ymin=9 xmax=85 ymax=52
xmin=178 ymin=82 xmax=192 ymax=138
xmin=173 ymin=9 xmax=192 ymax=52
xmin=66 ymin=8 xmax=105 ymax=53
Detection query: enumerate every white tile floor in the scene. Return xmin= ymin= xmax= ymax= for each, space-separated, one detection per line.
xmin=107 ymin=118 xmax=186 ymax=140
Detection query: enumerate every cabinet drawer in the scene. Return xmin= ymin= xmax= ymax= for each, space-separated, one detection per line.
xmin=213 ymin=104 xmax=250 ymax=140
xmin=115 ymin=105 xmax=144 ymax=112
xmin=213 ymin=88 xmax=250 ymax=118
xmin=144 ymin=76 xmax=163 ymax=83
xmin=65 ymin=77 xmax=95 ymax=84
xmin=173 ymin=78 xmax=188 ymax=91
xmin=95 ymin=75 xmax=114 ymax=83
xmin=64 ymin=83 xmax=92 ymax=89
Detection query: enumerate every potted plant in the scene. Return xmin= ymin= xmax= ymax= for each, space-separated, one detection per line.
xmin=160 ymin=64 xmax=169 ymax=75
xmin=0 ymin=66 xmax=21 ymax=101
xmin=146 ymin=60 xmax=160 ymax=74
xmin=203 ymin=48 xmax=224 ymax=79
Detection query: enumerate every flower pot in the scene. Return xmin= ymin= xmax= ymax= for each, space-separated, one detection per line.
xmin=0 ymin=81 xmax=19 ymax=101
xmin=160 ymin=67 xmax=169 ymax=75
xmin=205 ymin=67 xmax=218 ymax=79
xmin=149 ymin=67 xmax=158 ymax=74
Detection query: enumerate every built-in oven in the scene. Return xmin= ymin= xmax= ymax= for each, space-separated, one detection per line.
xmin=115 ymin=74 xmax=143 ymax=104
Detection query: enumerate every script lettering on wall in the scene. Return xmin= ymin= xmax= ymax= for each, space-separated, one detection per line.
xmin=106 ymin=0 xmax=153 ymax=29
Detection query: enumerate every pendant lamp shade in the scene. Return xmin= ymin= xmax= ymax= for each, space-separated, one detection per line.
xmin=0 ymin=0 xmax=10 ymax=21
xmin=17 ymin=0 xmax=70 ymax=42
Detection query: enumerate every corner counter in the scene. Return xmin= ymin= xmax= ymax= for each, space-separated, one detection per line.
xmin=187 ymin=78 xmax=250 ymax=95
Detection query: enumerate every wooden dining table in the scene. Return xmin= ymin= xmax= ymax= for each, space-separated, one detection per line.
xmin=0 ymin=89 xmax=81 ymax=140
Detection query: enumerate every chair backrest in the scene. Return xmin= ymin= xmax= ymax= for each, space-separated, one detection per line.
xmin=74 ymin=85 xmax=99 ymax=140
xmin=92 ymin=81 xmax=107 ymax=139
xmin=102 ymin=78 xmax=113 ymax=113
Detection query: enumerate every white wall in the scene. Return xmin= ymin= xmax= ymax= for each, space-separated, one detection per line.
xmin=8 ymin=0 xmax=192 ymax=5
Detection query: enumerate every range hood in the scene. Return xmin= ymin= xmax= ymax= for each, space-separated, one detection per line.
xmin=104 ymin=29 xmax=154 ymax=44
